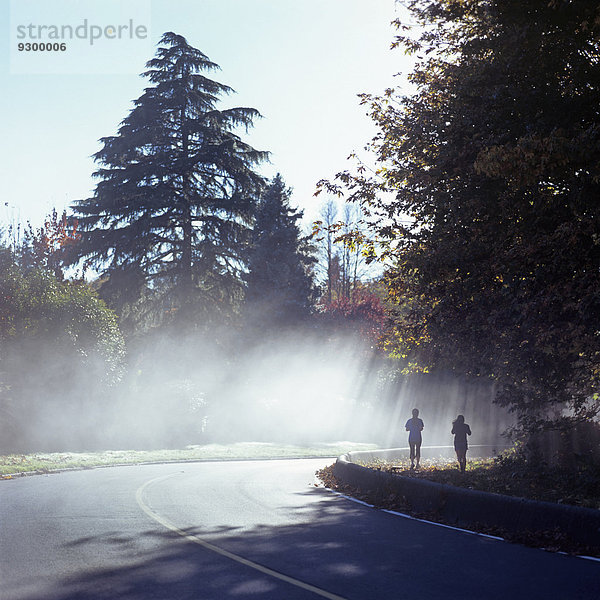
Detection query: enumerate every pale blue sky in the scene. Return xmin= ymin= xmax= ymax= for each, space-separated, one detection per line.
xmin=1 ymin=0 xmax=412 ymax=231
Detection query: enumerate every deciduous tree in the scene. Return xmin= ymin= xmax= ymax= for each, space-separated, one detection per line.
xmin=20 ymin=209 xmax=81 ymax=278
xmin=321 ymin=0 xmax=600 ymax=431
xmin=0 ymin=248 xmax=125 ymax=451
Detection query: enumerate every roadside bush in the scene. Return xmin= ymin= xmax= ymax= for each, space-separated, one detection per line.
xmin=0 ymin=251 xmax=125 ymax=452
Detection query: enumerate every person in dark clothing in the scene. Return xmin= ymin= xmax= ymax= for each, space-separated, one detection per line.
xmin=405 ymin=408 xmax=424 ymax=469
xmin=452 ymin=414 xmax=471 ymax=473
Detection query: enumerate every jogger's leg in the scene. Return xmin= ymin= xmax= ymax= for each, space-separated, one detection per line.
xmin=456 ymin=449 xmax=466 ymax=472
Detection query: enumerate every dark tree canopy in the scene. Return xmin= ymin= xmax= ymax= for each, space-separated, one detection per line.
xmin=245 ymin=174 xmax=317 ymax=328
xmin=321 ymin=0 xmax=600 ymax=431
xmin=68 ymin=32 xmax=268 ymax=330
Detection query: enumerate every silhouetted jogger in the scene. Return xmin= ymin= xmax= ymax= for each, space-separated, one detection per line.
xmin=405 ymin=408 xmax=424 ymax=469
xmin=452 ymin=414 xmax=472 ymax=473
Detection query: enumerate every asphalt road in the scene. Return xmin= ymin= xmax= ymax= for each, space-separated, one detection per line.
xmin=1 ymin=459 xmax=599 ymax=600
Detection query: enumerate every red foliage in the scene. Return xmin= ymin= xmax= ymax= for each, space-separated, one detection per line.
xmin=318 ymin=290 xmax=387 ymax=344
xmin=28 ymin=210 xmax=81 ymax=275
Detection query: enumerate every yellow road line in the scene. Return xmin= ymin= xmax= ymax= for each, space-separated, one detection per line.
xmin=136 ymin=473 xmax=349 ymax=600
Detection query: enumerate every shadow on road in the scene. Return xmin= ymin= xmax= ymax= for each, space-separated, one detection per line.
xmin=20 ymin=488 xmax=600 ymax=600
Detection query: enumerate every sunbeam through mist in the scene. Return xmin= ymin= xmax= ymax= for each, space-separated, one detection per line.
xmin=3 ymin=324 xmax=513 ymax=454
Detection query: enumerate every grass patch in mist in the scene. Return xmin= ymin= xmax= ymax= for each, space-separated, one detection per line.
xmin=0 ymin=441 xmax=378 ymax=477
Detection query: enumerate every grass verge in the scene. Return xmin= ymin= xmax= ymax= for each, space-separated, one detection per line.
xmin=0 ymin=441 xmax=378 ymax=478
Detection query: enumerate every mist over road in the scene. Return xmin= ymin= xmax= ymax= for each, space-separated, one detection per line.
xmin=1 ymin=459 xmax=598 ymax=600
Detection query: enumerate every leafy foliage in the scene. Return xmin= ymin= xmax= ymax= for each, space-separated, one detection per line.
xmin=19 ymin=209 xmax=81 ymax=278
xmin=320 ymin=0 xmax=600 ymax=432
xmin=318 ymin=286 xmax=388 ymax=346
xmin=0 ymin=248 xmax=125 ymax=452
xmin=68 ymin=32 xmax=268 ymax=331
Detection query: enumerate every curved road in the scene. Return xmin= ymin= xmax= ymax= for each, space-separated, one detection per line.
xmin=1 ymin=459 xmax=598 ymax=599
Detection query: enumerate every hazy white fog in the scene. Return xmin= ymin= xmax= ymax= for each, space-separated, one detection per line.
xmin=8 ymin=327 xmax=512 ymax=453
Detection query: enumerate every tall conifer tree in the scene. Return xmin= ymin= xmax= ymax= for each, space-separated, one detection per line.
xmin=69 ymin=32 xmax=268 ymax=328
xmin=245 ymin=175 xmax=317 ymax=328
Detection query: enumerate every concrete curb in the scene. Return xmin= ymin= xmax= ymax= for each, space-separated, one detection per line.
xmin=333 ymin=450 xmax=600 ymax=550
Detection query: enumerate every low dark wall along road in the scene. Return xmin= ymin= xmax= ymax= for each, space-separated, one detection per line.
xmin=333 ymin=447 xmax=600 ymax=552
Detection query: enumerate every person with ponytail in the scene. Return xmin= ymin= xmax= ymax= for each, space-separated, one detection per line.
xmin=452 ymin=414 xmax=472 ymax=473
